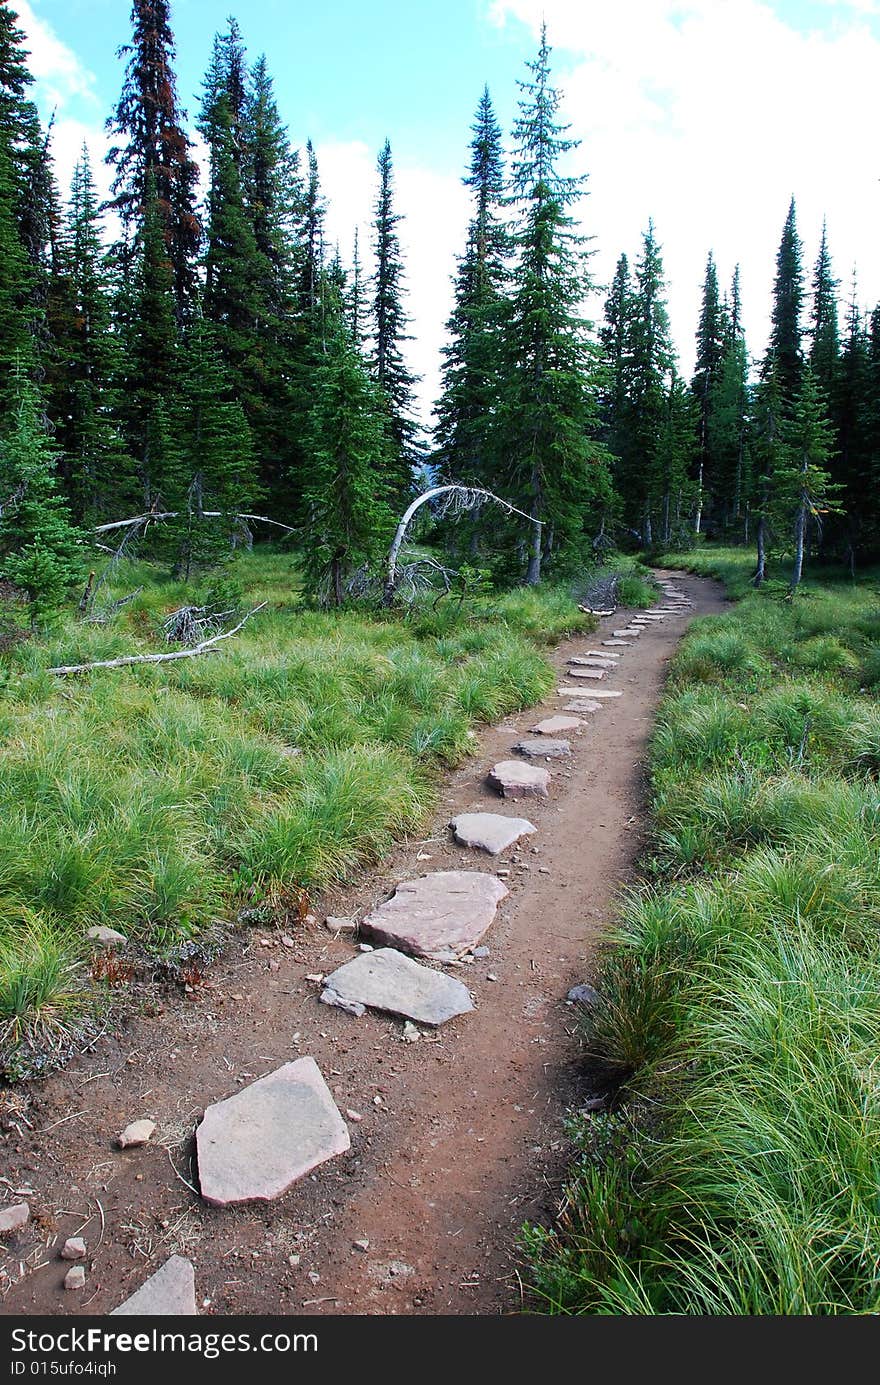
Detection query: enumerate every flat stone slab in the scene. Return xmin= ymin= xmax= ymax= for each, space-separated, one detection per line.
xmin=559 ymin=688 xmax=621 ymax=699
xmin=564 ymin=700 xmax=603 ymax=712
xmin=602 ymin=640 xmax=632 ymax=647
xmin=196 ymin=1058 xmax=350 ymax=1206
xmin=613 ymin=629 xmax=641 ymax=637
xmin=321 ymin=947 xmax=474 ymax=1025
xmin=515 ymin=737 xmax=571 ymax=758
xmin=487 ymin=760 xmax=551 ymax=800
xmin=565 ymin=667 xmax=606 ymax=680
xmin=361 ymin=871 xmax=509 ymax=961
xmin=0 ymin=1203 xmax=29 ymax=1235
xmin=530 ymin=715 xmax=585 ymax=734
xmin=586 ymin=650 xmax=619 ymax=658
xmin=450 ymin=811 xmax=537 ymax=854
xmin=567 ymin=656 xmax=616 ymax=667
xmin=112 ymin=1256 xmax=197 ymax=1316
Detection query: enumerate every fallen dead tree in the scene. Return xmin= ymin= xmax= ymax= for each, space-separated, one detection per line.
xmin=47 ymin=603 xmax=266 ymax=676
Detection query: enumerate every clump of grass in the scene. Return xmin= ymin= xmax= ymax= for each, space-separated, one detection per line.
xmin=0 ymin=909 xmax=87 ymax=1073
xmin=524 ymin=551 xmax=880 ymax=1315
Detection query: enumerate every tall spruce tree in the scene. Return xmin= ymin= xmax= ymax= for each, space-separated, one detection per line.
xmin=776 ymin=365 xmax=837 ymax=588
xmin=370 ymin=138 xmax=417 ymax=501
xmin=691 ymin=251 xmax=727 ymax=532
xmin=809 ymin=220 xmax=839 ymax=397
xmin=499 ymin=25 xmax=610 ymax=583
xmin=708 ymin=267 xmax=751 ymax=533
xmin=300 ymin=285 xmax=394 ymax=605
xmin=106 ymin=0 xmax=201 ymax=322
xmin=0 ymin=2 xmax=42 ymax=397
xmin=435 ymin=87 xmax=509 ymax=512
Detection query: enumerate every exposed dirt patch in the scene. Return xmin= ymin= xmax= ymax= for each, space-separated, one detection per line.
xmin=0 ymin=571 xmax=725 ymax=1318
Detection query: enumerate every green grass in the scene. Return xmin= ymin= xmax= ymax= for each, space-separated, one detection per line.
xmin=0 ymin=548 xmax=591 ymax=1076
xmin=523 ymin=544 xmax=880 ymax=1315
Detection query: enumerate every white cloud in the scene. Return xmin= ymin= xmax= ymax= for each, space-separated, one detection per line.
xmin=16 ymin=0 xmax=98 ymax=109
xmin=489 ymin=0 xmax=880 ymax=373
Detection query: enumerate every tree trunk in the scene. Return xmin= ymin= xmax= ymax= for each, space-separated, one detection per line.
xmin=791 ymin=497 xmax=806 ymax=590
xmin=754 ymin=512 xmax=766 ymax=586
xmin=331 ymin=554 xmax=344 ymax=607
xmin=694 ymin=460 xmax=703 ymax=533
xmin=525 ymin=516 xmax=542 ymax=585
xmin=643 ymin=505 xmax=652 ymax=548
xmin=662 ymin=491 xmax=671 ymax=544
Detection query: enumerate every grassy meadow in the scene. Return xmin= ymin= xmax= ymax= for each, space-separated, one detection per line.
xmin=0 ymin=547 xmax=600 ymax=1076
xmin=524 ymin=546 xmax=880 ymax=1315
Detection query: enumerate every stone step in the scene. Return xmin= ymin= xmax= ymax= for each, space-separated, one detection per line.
xmin=196 ymin=1058 xmax=351 ymax=1207
xmin=562 ymin=698 xmax=603 ymax=713
xmin=487 ymin=760 xmax=551 ymax=799
xmin=320 ymin=947 xmax=474 ymax=1026
xmin=450 ymin=811 xmax=537 ymax=854
xmin=586 ymin=650 xmax=619 ymax=659
xmin=612 ymin=628 xmax=641 ymax=637
xmin=514 ymin=737 xmax=571 ymax=758
xmin=567 ymin=656 xmax=617 ymax=667
xmin=361 ymin=870 xmax=509 ymax=961
xmin=530 ymin=715 xmax=585 ymax=734
xmin=602 ymin=639 xmax=632 ymax=647
xmin=557 ymin=688 xmax=622 ymax=699
xmin=565 ymin=667 xmax=606 ymax=680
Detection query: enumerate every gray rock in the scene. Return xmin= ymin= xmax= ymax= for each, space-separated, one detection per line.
xmin=324 ymin=915 xmax=357 ymax=932
xmin=320 ymin=948 xmax=473 ymax=1026
xmin=567 ymin=656 xmax=616 ymax=667
xmin=360 ymin=871 xmax=508 ymax=962
xmin=530 ymin=715 xmax=584 ymax=734
xmin=487 ymin=760 xmax=551 ymax=800
xmin=320 ymin=991 xmax=366 ymax=1017
xmin=86 ymin=925 xmax=127 ymax=949
xmin=567 ymin=983 xmax=600 ymax=1006
xmin=565 ymin=667 xmax=606 ymax=680
xmin=563 ymin=699 xmax=602 ymax=713
xmin=117 ymin=1119 xmax=156 ymax=1149
xmin=473 ymin=945 xmax=490 ymax=958
xmin=514 ymin=737 xmax=571 ymax=759
xmin=602 ymin=639 xmax=632 ymax=647
xmin=585 ymin=650 xmax=619 ymax=659
xmin=0 ymin=1202 xmax=29 ymax=1235
xmin=64 ymin=1266 xmax=86 ymax=1291
xmin=196 ymin=1058 xmax=350 ymax=1207
xmin=560 ymin=688 xmax=622 ymax=700
xmin=112 ymin=1255 xmax=198 ymax=1316
xmin=450 ymin=812 xmax=536 ymax=855
xmin=61 ymin=1237 xmax=87 ymax=1260
xmin=612 ymin=628 xmax=641 ymax=637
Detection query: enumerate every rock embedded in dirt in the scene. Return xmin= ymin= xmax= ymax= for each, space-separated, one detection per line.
xmin=324 ymin=916 xmax=356 ymax=932
xmin=563 ymin=699 xmax=602 ymax=713
xmin=530 ymin=715 xmax=585 ymax=735
xmin=567 ymin=983 xmax=600 ymax=1006
xmin=487 ymin=761 xmax=551 ymax=800
xmin=111 ymin=1255 xmax=198 ymax=1316
xmin=565 ymin=667 xmax=606 ymax=680
xmin=320 ymin=947 xmax=474 ymax=1026
xmin=567 ymin=656 xmax=616 ymax=667
xmin=117 ymin=1119 xmax=156 ymax=1149
xmin=602 ymin=639 xmax=632 ymax=647
xmin=450 ymin=812 xmax=537 ymax=855
xmin=0 ymin=1203 xmax=29 ymax=1235
xmin=514 ymin=737 xmax=571 ymax=759
xmin=196 ymin=1058 xmax=350 ymax=1207
xmin=612 ymin=628 xmax=641 ymax=637
xmin=562 ymin=688 xmax=622 ymax=700
xmin=64 ymin=1266 xmax=86 ymax=1291
xmin=86 ymin=925 xmax=128 ymax=949
xmin=61 ymin=1237 xmax=87 ymax=1260
xmin=360 ymin=871 xmax=508 ymax=962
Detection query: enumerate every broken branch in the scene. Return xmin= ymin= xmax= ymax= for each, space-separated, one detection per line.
xmin=47 ymin=603 xmax=267 ymax=676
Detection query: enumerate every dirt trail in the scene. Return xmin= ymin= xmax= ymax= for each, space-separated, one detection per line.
xmin=0 ymin=571 xmax=725 ymax=1318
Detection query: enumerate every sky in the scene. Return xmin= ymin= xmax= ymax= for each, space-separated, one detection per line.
xmin=15 ymin=0 xmax=880 ymax=429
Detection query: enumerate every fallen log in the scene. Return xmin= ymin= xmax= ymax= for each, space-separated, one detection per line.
xmin=47 ymin=603 xmax=267 ymax=676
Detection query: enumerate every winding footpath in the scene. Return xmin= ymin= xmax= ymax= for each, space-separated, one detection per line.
xmin=0 ymin=570 xmax=725 ymax=1318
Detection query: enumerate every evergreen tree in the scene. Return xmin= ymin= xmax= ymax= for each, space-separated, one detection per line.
xmin=809 ymin=219 xmax=839 ymax=397
xmin=764 ymin=196 xmax=804 ymax=406
xmin=499 ymin=25 xmax=611 ymax=583
xmin=300 ymin=288 xmax=395 ymax=605
xmin=435 ymin=87 xmax=509 ymax=507
xmin=0 ymin=372 xmax=84 ymax=621
xmin=106 ymin=0 xmax=201 ymax=321
xmin=622 ymin=221 xmax=676 ymax=545
xmin=0 ymin=2 xmax=41 ymax=395
xmin=166 ymin=317 xmax=258 ymax=580
xmin=775 ymin=365 xmax=838 ymax=588
xmin=691 ymin=250 xmax=727 ymax=532
xmin=708 ymin=274 xmax=751 ymax=534
xmin=46 ymin=146 xmax=133 ymax=521
xmin=370 ymin=138 xmax=417 ymax=499
xmin=830 ymin=287 xmax=872 ymax=566
xmin=656 ymin=371 xmax=698 ymax=545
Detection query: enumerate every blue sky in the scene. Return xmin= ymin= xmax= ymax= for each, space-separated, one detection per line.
xmin=16 ymin=0 xmax=880 ymax=424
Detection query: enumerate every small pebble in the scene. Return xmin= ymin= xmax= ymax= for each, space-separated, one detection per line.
xmin=64 ymin=1266 xmax=86 ymax=1291
xmin=61 ymin=1237 xmax=86 ymax=1261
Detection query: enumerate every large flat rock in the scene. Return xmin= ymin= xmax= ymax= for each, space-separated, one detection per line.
xmin=321 ymin=947 xmax=474 ymax=1025
xmin=112 ymin=1256 xmax=197 ymax=1316
xmin=564 ymin=699 xmax=602 ymax=712
xmin=514 ymin=736 xmax=571 ymax=758
xmin=565 ymin=667 xmax=606 ymax=680
xmin=558 ymin=688 xmax=621 ymax=700
xmin=196 ymin=1058 xmax=350 ymax=1207
xmin=612 ymin=628 xmax=641 ymax=637
xmin=586 ymin=650 xmax=619 ymax=659
xmin=530 ymin=715 xmax=585 ymax=734
xmin=450 ymin=811 xmax=536 ymax=854
xmin=602 ymin=640 xmax=632 ymax=647
xmin=487 ymin=760 xmax=551 ymax=799
xmin=361 ymin=871 xmax=508 ymax=961
xmin=567 ymin=656 xmax=616 ymax=667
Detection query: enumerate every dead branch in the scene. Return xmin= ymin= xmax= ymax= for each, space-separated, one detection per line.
xmin=47 ymin=603 xmax=267 ymax=676
xmin=92 ymin=512 xmax=296 ymax=536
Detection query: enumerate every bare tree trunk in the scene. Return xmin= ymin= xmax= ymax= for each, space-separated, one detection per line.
xmin=643 ymin=504 xmax=653 ymax=547
xmin=662 ymin=491 xmax=671 ymax=544
xmin=791 ymin=498 xmax=806 ymax=590
xmin=331 ymin=554 xmax=344 ymax=607
xmin=754 ymin=511 xmax=766 ymax=586
xmin=525 ymin=516 xmax=542 ymax=586
xmin=694 ymin=460 xmax=703 ymax=533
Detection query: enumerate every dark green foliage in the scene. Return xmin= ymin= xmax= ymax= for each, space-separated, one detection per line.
xmin=370 ymin=138 xmax=418 ymax=500
xmin=0 ymin=374 xmax=84 ymax=620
